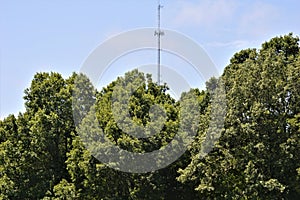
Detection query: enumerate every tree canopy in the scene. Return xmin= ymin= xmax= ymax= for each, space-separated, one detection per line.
xmin=0 ymin=33 xmax=299 ymax=199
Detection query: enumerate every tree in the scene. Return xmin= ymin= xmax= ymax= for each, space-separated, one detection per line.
xmin=0 ymin=72 xmax=77 ymax=199
xmin=1 ymin=33 xmax=299 ymax=200
xmin=178 ymin=33 xmax=300 ymax=199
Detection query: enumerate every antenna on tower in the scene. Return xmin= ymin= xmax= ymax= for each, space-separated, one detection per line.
xmin=154 ymin=0 xmax=164 ymax=85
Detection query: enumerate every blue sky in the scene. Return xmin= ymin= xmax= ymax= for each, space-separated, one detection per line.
xmin=1 ymin=0 xmax=300 ymax=119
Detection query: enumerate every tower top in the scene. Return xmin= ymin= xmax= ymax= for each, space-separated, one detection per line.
xmin=154 ymin=0 xmax=164 ymax=85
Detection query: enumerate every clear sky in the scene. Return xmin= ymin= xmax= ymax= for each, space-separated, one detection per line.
xmin=1 ymin=0 xmax=300 ymax=119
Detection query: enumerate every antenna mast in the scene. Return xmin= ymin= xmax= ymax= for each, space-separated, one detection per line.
xmin=154 ymin=0 xmax=164 ymax=85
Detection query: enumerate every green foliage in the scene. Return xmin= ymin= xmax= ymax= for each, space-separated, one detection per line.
xmin=0 ymin=33 xmax=299 ymax=199
xmin=178 ymin=33 xmax=300 ymax=199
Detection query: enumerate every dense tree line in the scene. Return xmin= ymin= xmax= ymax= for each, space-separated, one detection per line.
xmin=0 ymin=33 xmax=299 ymax=199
